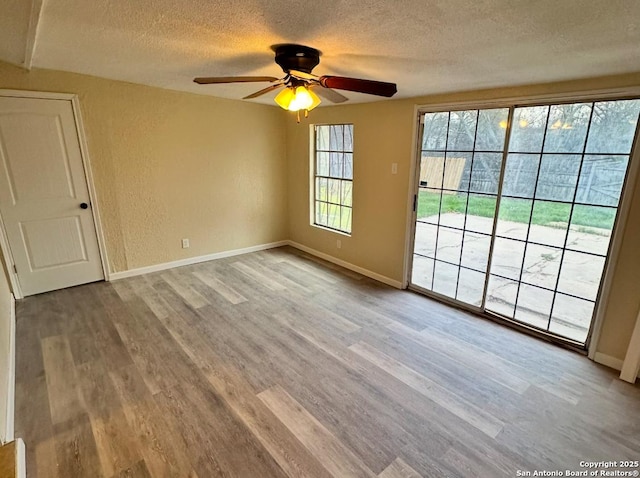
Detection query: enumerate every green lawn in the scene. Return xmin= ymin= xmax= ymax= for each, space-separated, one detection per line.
xmin=417 ymin=191 xmax=615 ymax=231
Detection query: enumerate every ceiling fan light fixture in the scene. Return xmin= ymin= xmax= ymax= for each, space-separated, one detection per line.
xmin=274 ymin=86 xmax=321 ymax=112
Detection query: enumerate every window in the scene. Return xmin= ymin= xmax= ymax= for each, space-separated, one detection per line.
xmin=410 ymin=98 xmax=640 ymax=345
xmin=313 ymin=124 xmax=353 ymax=234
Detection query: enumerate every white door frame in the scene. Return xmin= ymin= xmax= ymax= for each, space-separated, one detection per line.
xmin=403 ymin=86 xmax=640 ymax=358
xmin=0 ymin=89 xmax=111 ymax=298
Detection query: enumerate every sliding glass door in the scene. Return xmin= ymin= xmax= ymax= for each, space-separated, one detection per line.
xmin=410 ymin=98 xmax=640 ymax=345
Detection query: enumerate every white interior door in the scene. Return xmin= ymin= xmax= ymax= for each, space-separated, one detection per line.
xmin=0 ymin=96 xmax=104 ymax=296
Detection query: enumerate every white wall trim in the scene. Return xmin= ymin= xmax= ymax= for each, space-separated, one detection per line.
xmin=620 ymin=307 xmax=640 ymax=383
xmin=287 ymin=241 xmax=403 ymax=289
xmin=16 ymin=438 xmax=26 ymax=478
xmin=0 ymin=90 xmax=76 ymax=101
xmin=0 ymin=214 xmax=22 ymax=300
xmin=4 ymin=294 xmax=15 ymax=443
xmin=415 ymin=86 xmax=640 ymax=114
xmin=69 ymin=95 xmax=111 ymax=281
xmin=23 ymin=0 xmax=44 ymax=70
xmin=110 ymin=241 xmax=289 ymax=280
xmin=401 ymin=104 xmax=423 ymax=289
xmin=588 ymin=105 xmax=640 ymax=359
xmin=593 ymin=352 xmax=624 ymax=371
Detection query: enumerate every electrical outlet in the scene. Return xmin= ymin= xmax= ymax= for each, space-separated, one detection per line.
xmin=337 ymin=239 xmax=342 ymax=249
xmin=181 ymin=238 xmax=190 ymax=249
xmin=391 ymin=163 xmax=398 ymax=174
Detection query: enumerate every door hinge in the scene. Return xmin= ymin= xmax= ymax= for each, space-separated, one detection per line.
xmin=413 ymin=194 xmax=417 ymax=212
xmin=12 ymin=264 xmax=17 ymax=274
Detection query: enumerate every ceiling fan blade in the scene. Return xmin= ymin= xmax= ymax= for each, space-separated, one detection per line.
xmin=288 ymin=69 xmax=318 ymax=80
xmin=194 ymin=76 xmax=280 ymax=84
xmin=313 ymin=86 xmax=349 ymax=104
xmin=243 ymin=83 xmax=284 ymax=99
xmin=319 ymin=76 xmax=397 ymax=97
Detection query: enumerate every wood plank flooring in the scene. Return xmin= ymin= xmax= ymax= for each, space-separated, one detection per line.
xmin=15 ymin=246 xmax=640 ymax=477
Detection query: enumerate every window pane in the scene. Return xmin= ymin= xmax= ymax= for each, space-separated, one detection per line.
xmin=469 ymin=153 xmax=502 ymax=194
xmin=509 ymin=106 xmax=549 ymax=153
xmin=460 ymin=232 xmax=491 ymax=272
xmin=502 ymin=154 xmax=540 ymax=198
xmin=340 ymin=207 xmax=352 ymax=233
xmin=344 ymin=125 xmax=353 ymax=152
xmin=475 ymin=108 xmax=509 ymax=151
xmin=490 ymin=238 xmax=525 ymax=280
xmin=316 ymin=151 xmax=329 ymax=176
xmin=316 ymin=126 xmax=330 ymax=150
xmin=465 ymin=194 xmax=496 ymax=235
xmin=433 ymin=261 xmax=458 ymax=298
xmin=456 ymin=268 xmax=485 ymax=307
xmin=543 ymin=103 xmax=591 ymax=153
xmin=521 ymin=243 xmax=562 ymax=290
xmin=535 ymin=154 xmax=581 ymax=202
xmin=414 ymin=223 xmax=438 ymax=258
xmin=343 ymin=153 xmax=353 ymax=179
xmin=495 ymin=198 xmax=532 ymax=240
xmin=412 ymin=255 xmax=434 ymax=290
xmin=340 ymin=180 xmax=352 ymax=207
xmin=315 ymin=177 xmax=327 ymax=202
xmin=515 ymin=284 xmax=553 ymax=330
xmin=485 ymin=275 xmax=518 ymax=318
xmin=576 ymin=155 xmax=628 ymax=207
xmin=528 ymin=201 xmax=570 ymax=247
xmin=327 ymin=203 xmax=340 ymax=229
xmin=435 ymin=227 xmax=463 ymax=264
xmin=566 ymin=205 xmax=614 ymax=256
xmin=447 ymin=110 xmax=478 ymax=151
xmin=315 ymin=201 xmax=327 ymax=226
xmin=586 ymin=99 xmax=640 ymax=154
xmin=549 ymin=294 xmax=593 ymax=343
xmin=329 ymin=152 xmax=343 ymax=177
xmin=327 ymin=179 xmax=340 ymax=204
xmin=416 ymin=188 xmax=441 ymax=223
xmin=329 ymin=125 xmax=344 ymax=150
xmin=439 ymin=192 xmax=467 ymax=229
xmin=420 ymin=153 xmax=445 ymax=190
xmin=422 ymin=112 xmax=449 ymax=151
xmin=444 ymin=152 xmax=472 ymax=191
xmin=557 ymin=251 xmax=605 ymax=302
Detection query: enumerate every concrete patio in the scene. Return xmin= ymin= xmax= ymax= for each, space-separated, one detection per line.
xmin=412 ymin=213 xmax=612 ymax=342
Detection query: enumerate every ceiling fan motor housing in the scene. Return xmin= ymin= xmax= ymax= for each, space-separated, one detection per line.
xmin=273 ymin=44 xmax=321 ymax=74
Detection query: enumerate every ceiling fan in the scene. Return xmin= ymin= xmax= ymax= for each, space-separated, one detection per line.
xmin=194 ymin=44 xmax=397 ymax=118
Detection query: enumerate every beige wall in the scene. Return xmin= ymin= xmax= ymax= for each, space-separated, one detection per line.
xmin=0 ymin=60 xmax=288 ymax=272
xmin=286 ymin=72 xmax=640 ymax=362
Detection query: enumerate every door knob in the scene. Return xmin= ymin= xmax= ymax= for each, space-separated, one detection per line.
xmin=80 ymin=202 xmax=89 ymax=209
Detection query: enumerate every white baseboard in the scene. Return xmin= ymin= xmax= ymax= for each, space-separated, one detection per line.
xmin=16 ymin=438 xmax=25 ymax=478
xmin=109 ymin=241 xmax=289 ymax=280
xmin=5 ymin=294 xmax=15 ymax=442
xmin=287 ymin=241 xmax=403 ymax=289
xmin=593 ymin=352 xmax=623 ymax=371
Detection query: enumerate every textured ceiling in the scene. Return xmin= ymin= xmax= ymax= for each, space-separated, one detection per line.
xmin=2 ymin=0 xmax=640 ymax=105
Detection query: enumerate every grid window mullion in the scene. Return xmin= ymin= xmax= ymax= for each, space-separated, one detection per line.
xmin=313 ymin=124 xmax=353 ymax=234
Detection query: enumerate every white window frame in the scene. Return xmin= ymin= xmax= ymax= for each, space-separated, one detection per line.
xmin=311 ymin=123 xmax=354 ymax=235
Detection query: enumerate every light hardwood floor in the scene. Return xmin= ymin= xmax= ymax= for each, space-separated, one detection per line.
xmin=15 ymin=246 xmax=640 ymax=477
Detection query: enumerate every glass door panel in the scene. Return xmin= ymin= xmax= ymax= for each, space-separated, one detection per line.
xmin=412 ymin=107 xmax=509 ymax=307
xmin=486 ymin=99 xmax=640 ymax=344
xmin=411 ymin=98 xmax=640 ymax=346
